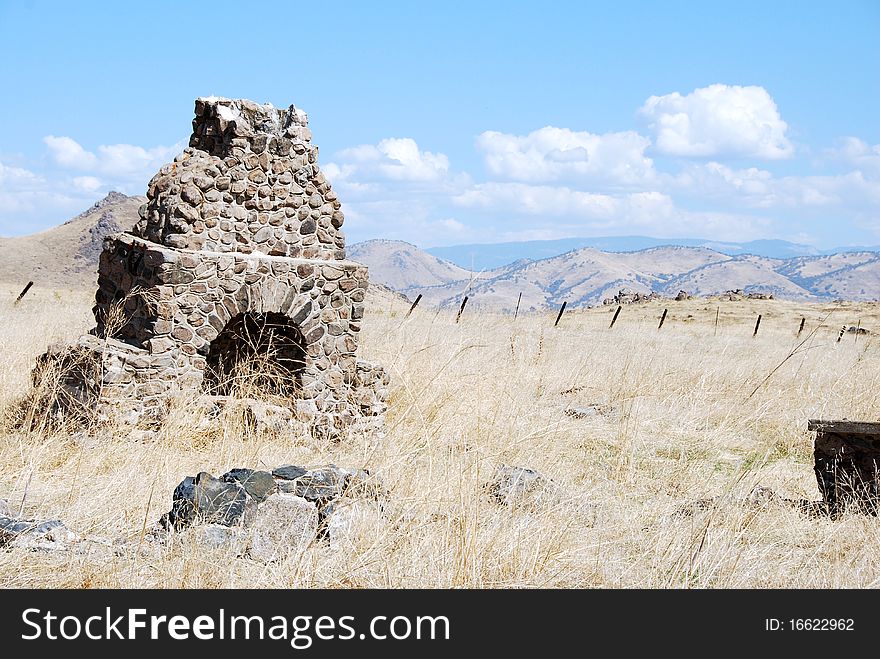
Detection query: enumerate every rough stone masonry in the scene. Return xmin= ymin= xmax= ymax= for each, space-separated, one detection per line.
xmin=34 ymin=97 xmax=389 ymax=432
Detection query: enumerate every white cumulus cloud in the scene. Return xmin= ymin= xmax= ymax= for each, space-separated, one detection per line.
xmin=453 ymin=181 xmax=767 ymax=241
xmin=454 ymin=182 xmax=619 ymax=218
xmin=330 ymin=137 xmax=450 ymax=182
xmin=672 ymin=161 xmax=880 ymax=210
xmin=0 ymin=158 xmax=100 ymax=235
xmin=73 ymin=175 xmax=103 ymax=192
xmin=44 ymin=135 xmax=183 ymax=181
xmin=43 ymin=135 xmax=99 ymax=169
xmin=476 ymin=126 xmax=654 ymax=185
xmin=826 ymin=137 xmax=880 ymax=174
xmin=639 ymin=84 xmax=794 ymax=159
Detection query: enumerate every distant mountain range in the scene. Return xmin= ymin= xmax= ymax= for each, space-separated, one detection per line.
xmin=350 ymin=239 xmax=880 ymax=311
xmin=2 ymin=193 xmax=879 ymax=310
xmin=426 ymin=237 xmax=880 ymax=271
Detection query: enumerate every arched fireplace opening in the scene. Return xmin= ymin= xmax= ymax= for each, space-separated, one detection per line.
xmin=203 ymin=312 xmax=306 ymax=397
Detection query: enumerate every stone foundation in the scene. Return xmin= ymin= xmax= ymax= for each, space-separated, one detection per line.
xmin=33 ymin=97 xmax=388 ymax=432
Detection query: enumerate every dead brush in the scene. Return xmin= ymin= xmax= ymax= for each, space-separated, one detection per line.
xmin=4 ymin=287 xmax=156 ymax=434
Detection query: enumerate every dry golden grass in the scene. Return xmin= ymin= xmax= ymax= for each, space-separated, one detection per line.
xmin=1 ymin=282 xmax=879 ymax=588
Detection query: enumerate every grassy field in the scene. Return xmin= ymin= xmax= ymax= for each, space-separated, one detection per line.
xmin=1 ymin=283 xmax=879 ymax=588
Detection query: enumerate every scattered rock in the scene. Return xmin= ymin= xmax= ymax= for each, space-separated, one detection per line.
xmin=222 ymin=469 xmax=276 ymax=502
xmin=810 ymin=419 xmax=880 ymax=516
xmin=194 ymin=524 xmax=248 ymax=554
xmin=0 ymin=516 xmax=79 ymax=551
xmin=273 ymin=465 xmax=308 ymax=480
xmin=744 ymin=485 xmax=780 ymax=508
xmin=162 ymin=472 xmax=248 ymax=529
xmin=248 ymin=494 xmax=318 ymax=562
xmin=564 ymin=404 xmax=611 ymax=419
xmin=278 ymin=465 xmax=349 ymax=502
xmin=274 ymin=465 xmax=382 ymax=505
xmin=675 ymin=290 xmax=690 ymax=301
xmin=602 ymin=288 xmax=661 ymax=305
xmin=486 ymin=465 xmax=555 ymax=508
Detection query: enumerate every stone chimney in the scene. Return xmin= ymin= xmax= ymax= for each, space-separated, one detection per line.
xmin=34 ymin=97 xmax=389 ymax=434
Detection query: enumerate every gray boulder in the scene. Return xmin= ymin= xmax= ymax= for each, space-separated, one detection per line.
xmin=487 ymin=465 xmax=555 ymax=508
xmin=272 ymin=464 xmax=308 ymax=480
xmin=0 ymin=516 xmax=78 ymax=550
xmin=162 ymin=472 xmax=248 ymax=529
xmin=222 ymin=469 xmax=276 ymax=502
xmin=248 ymin=494 xmax=318 ymax=563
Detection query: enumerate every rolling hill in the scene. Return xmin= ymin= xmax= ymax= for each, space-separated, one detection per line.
xmin=2 ymin=193 xmax=878 ymax=309
xmin=0 ymin=191 xmax=145 ymax=290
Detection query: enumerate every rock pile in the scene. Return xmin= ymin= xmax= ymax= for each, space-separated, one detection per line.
xmin=602 ymin=288 xmax=662 ymax=305
xmin=158 ymin=463 xmax=384 ymax=561
xmin=31 ymin=97 xmax=389 ymax=433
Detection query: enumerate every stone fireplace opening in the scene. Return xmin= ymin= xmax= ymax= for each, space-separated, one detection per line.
xmin=204 ymin=312 xmax=306 ymax=397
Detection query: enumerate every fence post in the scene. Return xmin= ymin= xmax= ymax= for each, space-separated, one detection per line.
xmin=753 ymin=314 xmax=762 ymax=337
xmin=405 ymin=293 xmax=422 ymax=319
xmin=609 ymin=305 xmax=622 ymax=329
xmin=455 ymin=296 xmax=469 ymax=324
xmin=554 ymin=301 xmax=567 ymax=327
xmin=797 ymin=317 xmax=805 ymax=338
xmin=14 ymin=281 xmax=34 ymax=305
xmin=714 ymin=307 xmax=719 ymax=337
xmin=513 ymin=292 xmax=522 ymax=320
xmin=658 ymin=308 xmax=668 ymax=330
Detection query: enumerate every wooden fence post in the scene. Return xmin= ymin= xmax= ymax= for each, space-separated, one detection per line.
xmin=554 ymin=301 xmax=567 ymax=327
xmin=609 ymin=305 xmax=622 ymax=329
xmin=753 ymin=314 xmax=762 ymax=337
xmin=405 ymin=293 xmax=422 ymax=318
xmin=714 ymin=307 xmax=719 ymax=337
xmin=14 ymin=281 xmax=34 ymax=305
xmin=797 ymin=317 xmax=805 ymax=338
xmin=658 ymin=308 xmax=668 ymax=330
xmin=455 ymin=296 xmax=469 ymax=323
xmin=513 ymin=292 xmax=522 ymax=320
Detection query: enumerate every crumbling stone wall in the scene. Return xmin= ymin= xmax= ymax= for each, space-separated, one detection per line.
xmin=34 ymin=97 xmax=389 ymax=431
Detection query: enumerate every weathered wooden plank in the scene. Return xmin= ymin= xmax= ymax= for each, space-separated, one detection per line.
xmin=807 ymin=419 xmax=880 ymax=434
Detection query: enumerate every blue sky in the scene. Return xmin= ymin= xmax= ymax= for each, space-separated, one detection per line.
xmin=1 ymin=0 xmax=878 ymax=248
